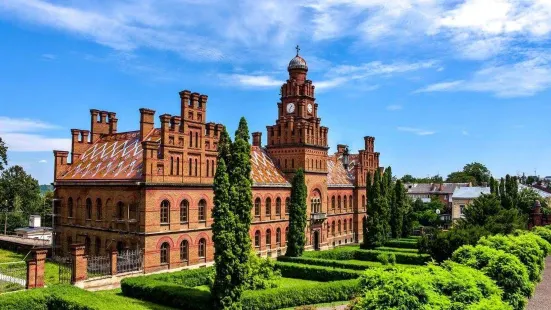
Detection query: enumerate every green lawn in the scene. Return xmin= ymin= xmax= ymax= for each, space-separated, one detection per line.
xmin=0 ymin=248 xmax=26 ymax=263
xmin=0 ymin=248 xmax=61 ymax=285
xmin=94 ymin=288 xmax=176 ymax=310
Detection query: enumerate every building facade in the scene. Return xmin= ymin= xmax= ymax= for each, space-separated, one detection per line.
xmin=52 ymin=51 xmax=381 ymax=273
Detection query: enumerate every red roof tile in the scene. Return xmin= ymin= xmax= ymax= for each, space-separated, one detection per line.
xmin=250 ymin=146 xmax=290 ymax=186
xmin=327 ymin=155 xmax=354 ymax=186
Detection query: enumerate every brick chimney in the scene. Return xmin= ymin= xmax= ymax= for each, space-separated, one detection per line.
xmin=252 ymin=132 xmax=262 ymax=147
xmin=139 ymin=108 xmax=155 ymax=140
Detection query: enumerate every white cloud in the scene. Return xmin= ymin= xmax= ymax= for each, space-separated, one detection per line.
xmin=0 ymin=117 xmax=70 ymax=152
xmin=219 ymin=74 xmax=284 ymax=88
xmin=38 ymin=159 xmax=47 ymax=163
xmin=397 ymin=127 xmax=436 ymax=136
xmin=387 ymin=105 xmax=403 ymax=111
xmin=415 ymin=53 xmax=551 ymax=97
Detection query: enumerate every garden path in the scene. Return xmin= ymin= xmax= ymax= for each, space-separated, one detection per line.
xmin=527 ymin=256 xmax=551 ymax=310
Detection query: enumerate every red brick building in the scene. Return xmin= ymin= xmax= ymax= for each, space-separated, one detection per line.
xmin=52 ymin=51 xmax=381 ymax=272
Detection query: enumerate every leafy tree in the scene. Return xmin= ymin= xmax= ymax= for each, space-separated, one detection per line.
xmin=211 ymin=128 xmax=241 ymax=310
xmin=390 ymin=179 xmax=405 ymax=238
xmin=229 ymin=117 xmax=253 ymax=296
xmin=381 ymin=167 xmax=393 ymax=238
xmin=401 ymin=174 xmax=415 ymax=184
xmin=400 ymin=174 xmax=443 ymax=184
xmin=526 ymin=175 xmax=538 ymax=185
xmin=517 ymin=187 xmax=548 ymax=215
xmin=286 ymin=169 xmax=307 ymax=257
xmin=0 ymin=165 xmax=42 ymax=233
xmin=401 ymin=196 xmax=414 ymax=238
xmin=446 ymin=171 xmax=477 ymax=184
xmin=463 ymin=162 xmax=491 ymax=185
xmin=365 ymin=169 xmax=388 ymax=248
xmin=0 ymin=137 xmax=7 ymax=171
xmin=458 ymin=194 xmax=502 ymax=227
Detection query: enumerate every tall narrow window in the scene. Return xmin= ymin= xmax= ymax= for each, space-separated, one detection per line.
xmin=84 ymin=237 xmax=91 ymax=255
xmin=160 ymin=200 xmax=170 ymax=224
xmin=344 ymin=220 xmax=347 ymax=233
xmin=86 ymin=198 xmax=92 ymax=220
xmin=96 ymin=198 xmax=102 ymax=220
xmin=285 ymin=227 xmax=289 ymax=244
xmin=338 ymin=220 xmax=342 ymax=235
xmin=338 ymin=196 xmax=341 ymax=212
xmin=180 ymin=240 xmax=188 ymax=262
xmin=189 ymin=158 xmax=192 ymax=176
xmin=95 ymin=237 xmax=101 ymax=255
xmin=195 ymin=132 xmax=198 ymax=148
xmin=285 ymin=197 xmax=290 ymax=214
xmin=362 ymin=195 xmax=366 ymax=211
xmin=276 ymin=228 xmax=281 ymax=246
xmin=211 ymin=160 xmax=215 ymax=176
xmin=331 ymin=222 xmax=335 ymax=236
xmin=68 ymin=197 xmax=74 ymax=218
xmin=198 ymin=200 xmax=206 ymax=221
xmin=349 ymin=219 xmax=353 ymax=232
xmin=195 ymin=159 xmax=198 ymax=176
xmin=265 ymin=198 xmax=271 ymax=217
xmin=176 ymin=158 xmax=180 ymax=175
xmin=331 ymin=196 xmax=335 ymax=211
xmin=266 ymin=229 xmax=271 ymax=247
xmin=349 ymin=196 xmax=353 ymax=211
xmin=180 ymin=200 xmax=189 ymax=222
xmin=160 ymin=242 xmax=170 ymax=264
xmin=189 ymin=132 xmax=193 ymax=147
xmin=275 ymin=198 xmax=281 ymax=216
xmin=206 ymin=160 xmax=210 ymax=177
xmin=254 ymin=230 xmax=261 ymax=248
xmin=170 ymin=156 xmax=174 ymax=175
xmin=344 ymin=197 xmax=347 ymax=211
xmin=116 ymin=201 xmax=125 ymax=220
xmin=254 ymin=198 xmax=261 ymax=217
xmin=198 ymin=238 xmax=206 ymax=258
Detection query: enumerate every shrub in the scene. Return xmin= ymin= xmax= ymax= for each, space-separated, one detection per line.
xmin=354 ymin=249 xmax=429 ymax=265
xmin=351 ymin=262 xmax=511 ymax=310
xmin=418 ymin=226 xmax=489 ymax=262
xmin=384 ymin=240 xmax=417 ymax=249
xmin=302 ymin=247 xmax=356 ymax=260
xmin=244 ymin=254 xmax=282 ymax=290
xmin=151 ymin=266 xmax=213 ymax=287
xmin=374 ymin=246 xmax=418 ymax=253
xmin=452 ymin=245 xmax=532 ymax=310
xmin=275 ymin=262 xmax=361 ymax=281
xmin=478 ymin=234 xmax=544 ymax=282
xmin=532 ymin=226 xmax=551 ymax=244
xmin=376 ymin=253 xmax=396 ymax=265
xmin=277 ymin=256 xmax=415 ymax=271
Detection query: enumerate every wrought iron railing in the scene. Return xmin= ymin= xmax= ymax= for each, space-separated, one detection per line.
xmin=87 ymin=255 xmax=111 ymax=278
xmin=0 ymin=261 xmax=26 ymax=293
xmin=117 ymin=249 xmax=143 ymax=274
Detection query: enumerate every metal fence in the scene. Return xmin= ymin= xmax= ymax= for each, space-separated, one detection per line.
xmin=0 ymin=261 xmax=26 ymax=293
xmin=117 ymin=249 xmax=143 ymax=274
xmin=48 ymin=256 xmax=72 ymax=284
xmin=87 ymin=255 xmax=111 ymax=279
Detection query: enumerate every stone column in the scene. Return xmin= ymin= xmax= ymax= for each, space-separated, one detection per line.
xmin=26 ymin=248 xmax=48 ymax=289
xmin=71 ymin=243 xmax=87 ymax=284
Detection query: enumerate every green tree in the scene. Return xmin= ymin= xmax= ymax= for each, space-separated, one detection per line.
xmin=0 ymin=137 xmax=7 ymax=171
xmin=365 ymin=169 xmax=388 ymax=248
xmin=0 ymin=165 xmax=42 ymax=233
xmin=463 ymin=162 xmax=491 ymax=185
xmin=446 ymin=171 xmax=477 ymax=184
xmin=458 ymin=194 xmax=502 ymax=227
xmin=212 ymin=128 xmax=241 ymax=310
xmin=517 ymin=187 xmax=547 ymax=215
xmin=229 ymin=117 xmax=253 ymax=295
xmin=382 ymin=167 xmax=393 ymax=238
xmin=390 ymin=179 xmax=405 ymax=238
xmin=285 ymin=169 xmax=307 ymax=257
xmin=401 ymin=196 xmax=414 ymax=237
xmin=401 ymin=174 xmax=415 ymax=184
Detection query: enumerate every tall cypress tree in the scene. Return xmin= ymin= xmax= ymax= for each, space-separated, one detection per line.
xmin=286 ymin=169 xmax=307 ymax=257
xmin=229 ymin=117 xmax=253 ymax=293
xmin=212 ymin=140 xmax=240 ymax=309
xmin=363 ymin=172 xmax=372 ymax=246
xmin=365 ymin=169 xmax=386 ymax=248
xmin=490 ymin=176 xmax=496 ymax=195
xmin=382 ymin=167 xmax=393 ymax=239
xmin=391 ymin=179 xmax=404 ymax=238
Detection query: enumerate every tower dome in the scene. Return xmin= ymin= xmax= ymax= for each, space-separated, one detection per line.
xmin=288 ymin=45 xmax=308 ymax=71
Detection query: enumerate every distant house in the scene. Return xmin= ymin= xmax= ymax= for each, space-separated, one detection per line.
xmin=14 ymin=215 xmax=52 ymax=242
xmin=404 ymin=183 xmax=472 ymax=210
xmin=451 ymin=187 xmax=491 ymax=221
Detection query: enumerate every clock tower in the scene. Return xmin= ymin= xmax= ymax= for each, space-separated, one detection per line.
xmin=266 ymin=46 xmax=329 ymax=175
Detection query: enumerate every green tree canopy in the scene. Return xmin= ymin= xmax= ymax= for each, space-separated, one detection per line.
xmin=446 ymin=171 xmax=477 ymax=184
xmin=463 ymin=162 xmax=491 ymax=185
xmin=285 ymin=169 xmax=307 ymax=257
xmin=0 ymin=137 xmax=7 ymax=171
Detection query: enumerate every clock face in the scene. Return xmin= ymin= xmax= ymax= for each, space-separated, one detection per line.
xmin=286 ymin=103 xmax=295 ymax=113
xmin=307 ymin=103 xmax=313 ymax=113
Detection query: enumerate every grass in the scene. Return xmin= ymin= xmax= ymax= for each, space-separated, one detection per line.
xmin=94 ymin=288 xmax=176 ymax=310
xmin=0 ymin=249 xmax=26 ymax=263
xmin=0 ymin=248 xmax=61 ymax=285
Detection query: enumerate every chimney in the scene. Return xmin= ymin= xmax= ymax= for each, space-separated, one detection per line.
xmin=108 ymin=112 xmax=118 ymax=134
xmin=252 ymin=132 xmax=262 ymax=147
xmin=139 ymin=108 xmax=155 ymax=140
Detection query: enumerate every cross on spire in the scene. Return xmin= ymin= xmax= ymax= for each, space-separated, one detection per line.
xmin=295 ymin=45 xmax=300 ymax=56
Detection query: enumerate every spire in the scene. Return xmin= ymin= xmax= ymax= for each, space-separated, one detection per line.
xmin=295 ymin=44 xmax=300 ymax=56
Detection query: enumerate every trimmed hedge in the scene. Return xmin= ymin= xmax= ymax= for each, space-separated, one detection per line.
xmin=277 ymin=256 xmax=420 ymax=271
xmin=275 ymin=262 xmax=361 ymax=281
xmin=146 ymin=266 xmax=213 ymax=287
xmin=303 ymin=247 xmax=430 ymax=265
xmin=383 ymin=240 xmax=418 ymax=249
xmin=374 ymin=246 xmax=419 ymax=253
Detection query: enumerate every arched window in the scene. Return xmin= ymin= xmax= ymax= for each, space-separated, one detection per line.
xmin=344 ymin=220 xmax=347 ymax=233
xmin=95 ymin=237 xmax=101 ymax=255
xmin=189 ymin=131 xmax=193 ymax=147
xmin=331 ymin=222 xmax=335 ymax=236
xmin=276 ymin=228 xmax=281 ymax=246
xmin=275 ymin=198 xmax=281 ymax=216
xmin=266 ymin=229 xmax=271 ymax=247
xmin=160 ymin=200 xmax=170 ymax=224
xmin=254 ymin=198 xmax=261 ymax=217
xmin=198 ymin=200 xmax=206 ymax=221
xmin=86 ymin=198 xmax=92 ymax=220
xmin=180 ymin=240 xmax=188 ymax=262
xmin=160 ymin=242 xmax=170 ymax=264
xmin=198 ymin=238 xmax=206 ymax=258
xmin=338 ymin=196 xmax=341 ymax=212
xmin=265 ymin=198 xmax=271 ymax=217
xmin=96 ymin=198 xmax=102 ymax=220
xmin=349 ymin=196 xmax=353 ymax=211
xmin=338 ymin=220 xmax=342 ymax=235
xmin=195 ymin=132 xmax=199 ymax=148
xmin=343 ymin=196 xmax=347 ymax=211
xmin=254 ymin=230 xmax=261 ymax=248
xmin=68 ymin=197 xmax=74 ymax=218
xmin=362 ymin=195 xmax=366 ymax=211
xmin=285 ymin=227 xmax=289 ymax=244
xmin=180 ymin=200 xmax=189 ymax=223
xmin=117 ymin=201 xmax=125 ymax=220
xmin=349 ymin=219 xmax=353 ymax=232
xmin=327 ymin=222 xmax=330 ymax=236
xmin=285 ymin=197 xmax=290 ymax=214
xmin=331 ymin=196 xmax=335 ymax=211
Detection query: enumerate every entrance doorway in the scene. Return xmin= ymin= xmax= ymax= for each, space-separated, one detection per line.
xmin=313 ymin=230 xmax=320 ymax=250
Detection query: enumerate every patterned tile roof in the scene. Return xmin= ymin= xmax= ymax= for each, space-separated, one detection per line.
xmin=250 ymin=146 xmax=290 ymax=187
xmin=59 ymin=130 xmax=160 ymax=181
xmin=327 ymin=155 xmax=354 ymax=186
xmin=405 ymin=183 xmax=471 ymax=194
xmin=452 ymin=186 xmax=491 ymax=199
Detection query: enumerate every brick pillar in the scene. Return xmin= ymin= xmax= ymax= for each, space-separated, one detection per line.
xmin=71 ymin=243 xmax=87 ymax=283
xmin=110 ymin=249 xmax=118 ymax=276
xmin=26 ymin=248 xmax=47 ymax=289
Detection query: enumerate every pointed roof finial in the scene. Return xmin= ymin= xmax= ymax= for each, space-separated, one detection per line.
xmin=295 ymin=44 xmax=300 ymax=56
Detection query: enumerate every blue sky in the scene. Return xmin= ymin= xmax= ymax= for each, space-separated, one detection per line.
xmin=1 ymin=0 xmax=551 ymax=185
